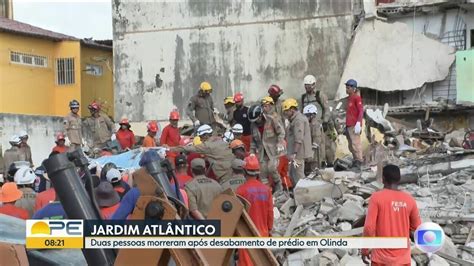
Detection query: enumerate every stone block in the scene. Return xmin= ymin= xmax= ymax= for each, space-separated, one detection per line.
xmin=294 ymin=179 xmax=347 ymax=206
xmin=337 ymin=200 xmax=365 ymax=222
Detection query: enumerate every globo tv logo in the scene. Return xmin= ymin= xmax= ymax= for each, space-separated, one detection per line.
xmin=414 ymin=222 xmax=445 ymax=254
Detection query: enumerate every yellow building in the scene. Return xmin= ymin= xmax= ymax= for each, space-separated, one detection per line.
xmin=0 ymin=17 xmax=114 ymax=118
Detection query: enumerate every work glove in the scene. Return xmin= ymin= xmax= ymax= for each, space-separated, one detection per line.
xmin=194 ymin=120 xmax=200 ymax=127
xmin=354 ymin=121 xmax=362 ymax=135
xmin=64 ymin=137 xmax=71 ymax=146
xmin=276 ymin=144 xmax=285 ymax=154
xmin=110 ymin=134 xmax=116 ymax=141
xmin=213 ymin=108 xmax=220 ymax=115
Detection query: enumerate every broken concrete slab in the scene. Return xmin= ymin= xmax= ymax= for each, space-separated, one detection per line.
xmin=429 ymin=254 xmax=450 ymax=266
xmin=339 ymin=254 xmax=365 ymax=266
xmin=319 ymin=251 xmax=339 ymax=266
xmin=337 ymin=200 xmax=365 ymax=222
xmin=294 ymin=179 xmax=347 ymax=206
xmin=337 ymin=222 xmax=352 ymax=232
xmin=286 ymin=249 xmax=319 ymax=266
xmin=439 ymin=235 xmax=458 ymax=258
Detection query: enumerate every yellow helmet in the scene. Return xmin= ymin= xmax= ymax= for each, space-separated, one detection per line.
xmin=224 ymin=96 xmax=235 ymax=105
xmin=200 ymin=82 xmax=212 ymax=92
xmin=261 ymin=96 xmax=274 ymax=105
xmin=282 ymin=98 xmax=298 ymax=111
xmin=193 ymin=136 xmax=202 ymax=145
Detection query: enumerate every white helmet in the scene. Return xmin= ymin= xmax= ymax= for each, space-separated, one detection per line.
xmin=106 ymin=168 xmax=121 ymax=183
xmin=223 ymin=131 xmax=234 ymax=143
xmin=18 ymin=130 xmax=28 ymax=138
xmin=9 ymin=135 xmax=22 ymax=145
xmin=197 ymin=124 xmax=213 ymax=136
xmin=303 ymin=104 xmax=318 ymax=115
xmin=14 ymin=166 xmax=36 ymax=185
xmin=303 ymin=75 xmax=317 ymax=85
xmin=231 ymin=124 xmax=244 ymax=134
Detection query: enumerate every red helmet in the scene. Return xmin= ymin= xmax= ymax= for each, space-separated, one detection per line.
xmin=268 ymin=85 xmax=283 ymax=96
xmin=243 ymin=154 xmax=260 ymax=171
xmin=56 ymin=132 xmax=65 ymax=142
xmin=233 ymin=92 xmax=244 ymax=103
xmin=88 ymin=101 xmax=101 ymax=111
xmin=119 ymin=118 xmax=130 ymax=125
xmin=169 ymin=111 xmax=180 ymax=120
xmin=147 ymin=121 xmax=158 ymax=133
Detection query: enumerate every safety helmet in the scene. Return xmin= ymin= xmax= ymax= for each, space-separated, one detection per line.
xmin=9 ymin=135 xmax=22 ymax=146
xmin=247 ymin=105 xmax=263 ymax=122
xmin=14 ymin=166 xmax=36 ymax=185
xmin=345 ymin=79 xmax=358 ymax=88
xmin=233 ymin=93 xmax=244 ymax=103
xmin=243 ymin=154 xmax=260 ymax=174
xmin=18 ymin=130 xmax=28 ymax=139
xmin=88 ymin=101 xmax=101 ymax=111
xmin=193 ymin=136 xmax=202 ymax=145
xmin=303 ymin=104 xmax=318 ymax=115
xmin=230 ymin=139 xmax=245 ymax=150
xmin=69 ymin=99 xmax=80 ymax=109
xmin=56 ymin=132 xmax=66 ymax=142
xmin=224 ymin=96 xmax=235 ymax=105
xmin=119 ymin=118 xmax=130 ymax=125
xmin=147 ymin=121 xmax=159 ymax=133
xmin=268 ymin=84 xmax=283 ymax=96
xmin=106 ymin=168 xmax=122 ymax=183
xmin=282 ymin=98 xmax=298 ymax=111
xmin=197 ymin=124 xmax=213 ymax=136
xmin=231 ymin=124 xmax=244 ymax=134
xmin=169 ymin=111 xmax=180 ymax=120
xmin=101 ymin=162 xmax=117 ymax=180
xmin=223 ymin=131 xmax=234 ymax=143
xmin=304 ymin=75 xmax=317 ymax=85
xmin=261 ymin=96 xmax=274 ymax=105
xmin=200 ymin=81 xmax=212 ymax=92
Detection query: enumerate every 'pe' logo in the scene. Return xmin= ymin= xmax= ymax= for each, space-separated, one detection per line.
xmin=414 ymin=222 xmax=445 ymax=254
xmin=27 ymin=220 xmax=83 ymax=237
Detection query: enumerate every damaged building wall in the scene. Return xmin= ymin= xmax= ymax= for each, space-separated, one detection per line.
xmin=112 ymin=1 xmax=355 ymax=121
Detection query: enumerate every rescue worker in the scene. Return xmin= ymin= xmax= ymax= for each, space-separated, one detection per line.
xmin=175 ymin=154 xmax=192 ymax=189
xmin=303 ymin=104 xmax=324 ymax=174
xmin=3 ymin=135 xmax=25 ymax=177
xmin=220 ymin=96 xmax=236 ymax=125
xmin=236 ymin=154 xmax=273 ymax=266
xmin=282 ymin=98 xmax=312 ymax=184
xmin=230 ymin=139 xmax=248 ymax=160
xmin=64 ymin=99 xmax=83 ymax=151
xmin=186 ymin=137 xmax=206 ymax=177
xmin=184 ymin=158 xmax=223 ymax=219
xmin=83 ymin=101 xmax=114 ymax=150
xmin=13 ymin=166 xmax=37 ymax=217
xmin=143 ymin=121 xmax=158 ymax=147
xmin=52 ymin=132 xmax=69 ymax=153
xmin=171 ymin=124 xmax=234 ymax=183
xmin=115 ymin=118 xmax=135 ymax=150
xmin=95 ymin=182 xmax=121 ymax=220
xmin=268 ymin=84 xmax=285 ymax=126
xmin=0 ymin=182 xmax=29 ymax=219
xmin=186 ymin=81 xmax=215 ymax=129
xmin=301 ymin=75 xmax=335 ymax=166
xmin=34 ymin=182 xmax=55 ymax=212
xmin=223 ymin=131 xmax=234 ymax=144
xmin=32 ymin=192 xmax=66 ymax=219
xmin=231 ymin=124 xmax=244 ymax=141
xmin=232 ymin=93 xmax=252 ymax=151
xmin=18 ymin=130 xmax=33 ymax=166
xmin=344 ymin=79 xmax=364 ymax=170
xmin=160 ymin=111 xmax=181 ymax=166
xmin=249 ymin=99 xmax=285 ymax=193
xmin=106 ymin=168 xmax=130 ymax=199
xmin=220 ymin=159 xmax=246 ymax=192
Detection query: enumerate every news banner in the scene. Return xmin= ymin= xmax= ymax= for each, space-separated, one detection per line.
xmin=25 ymin=219 xmax=408 ymax=250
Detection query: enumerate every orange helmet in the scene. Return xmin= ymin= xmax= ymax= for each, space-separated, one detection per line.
xmin=243 ymin=154 xmax=260 ymax=172
xmin=169 ymin=111 xmax=180 ymax=120
xmin=230 ymin=139 xmax=245 ymax=150
xmin=233 ymin=92 xmax=244 ymax=103
xmin=56 ymin=132 xmax=65 ymax=142
xmin=147 ymin=121 xmax=159 ymax=133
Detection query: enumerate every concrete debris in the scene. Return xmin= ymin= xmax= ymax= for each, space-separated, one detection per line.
xmin=365 ymin=108 xmax=395 ymax=133
xmin=337 ymin=200 xmax=365 ymax=222
xmin=294 ymin=179 xmax=347 ymax=206
xmin=337 ymin=222 xmax=352 ymax=231
xmin=428 ymin=254 xmax=450 ymax=266
xmin=339 ymin=254 xmax=365 ymax=266
xmin=318 ymin=251 xmax=339 ymax=266
xmin=285 ymin=249 xmax=319 ymax=266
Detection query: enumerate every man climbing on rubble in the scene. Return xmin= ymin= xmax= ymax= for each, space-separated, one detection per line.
xmin=236 ymin=154 xmax=273 ymax=266
xmin=220 ymin=159 xmax=246 ymax=192
xmin=362 ymin=164 xmax=421 ymax=265
xmin=3 ymin=135 xmax=25 ymax=178
xmin=303 ymin=104 xmax=324 ymax=174
xmin=143 ymin=121 xmax=159 ymax=147
xmin=344 ymin=79 xmax=364 ymax=170
xmin=249 ymin=99 xmax=285 ymax=193
xmin=268 ymin=84 xmax=285 ymax=127
xmin=184 ymin=158 xmax=223 ymax=219
xmin=232 ymin=93 xmax=252 ymax=152
xmin=186 ymin=81 xmax=216 ymax=130
xmin=171 ymin=124 xmax=234 ymax=183
xmin=18 ymin=130 xmax=33 ymax=166
xmin=64 ymin=99 xmax=83 ymax=151
xmin=115 ymin=118 xmax=135 ymax=150
xmin=83 ymin=101 xmax=114 ymax=150
xmin=301 ymin=75 xmax=335 ymax=167
xmin=52 ymin=132 xmax=69 ymax=153
xmin=283 ymin=98 xmax=312 ymax=185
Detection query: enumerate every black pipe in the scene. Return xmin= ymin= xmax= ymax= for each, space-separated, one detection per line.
xmin=43 ymin=152 xmax=115 ymax=266
xmin=144 ymin=160 xmax=177 ymax=200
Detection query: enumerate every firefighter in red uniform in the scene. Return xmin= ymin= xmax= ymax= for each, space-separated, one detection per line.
xmin=115 ymin=118 xmax=136 ymax=150
xmin=52 ymin=132 xmax=69 ymax=153
xmin=236 ymin=154 xmax=274 ymax=266
xmin=161 ymin=110 xmax=181 ymax=167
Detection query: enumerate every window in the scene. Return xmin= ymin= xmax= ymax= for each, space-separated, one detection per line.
xmin=10 ymin=51 xmax=48 ymax=67
xmin=56 ymin=58 xmax=75 ymax=85
xmin=85 ymin=64 xmax=103 ymax=76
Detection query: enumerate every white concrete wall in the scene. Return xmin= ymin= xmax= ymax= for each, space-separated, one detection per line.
xmin=0 ymin=113 xmax=63 ymax=167
xmin=112 ymin=0 xmax=355 ymax=121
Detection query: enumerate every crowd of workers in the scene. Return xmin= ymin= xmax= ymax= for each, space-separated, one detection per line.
xmin=0 ymin=75 xmax=421 ymax=265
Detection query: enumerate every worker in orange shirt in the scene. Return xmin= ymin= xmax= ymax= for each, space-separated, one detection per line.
xmin=95 ymin=182 xmax=121 ymax=220
xmin=116 ymin=118 xmax=135 ymax=150
xmin=52 ymin=132 xmax=69 ymax=154
xmin=0 ymin=182 xmax=30 ymax=220
xmin=236 ymin=154 xmax=273 ymax=266
xmin=161 ymin=110 xmax=181 ymax=167
xmin=142 ymin=121 xmax=158 ymax=147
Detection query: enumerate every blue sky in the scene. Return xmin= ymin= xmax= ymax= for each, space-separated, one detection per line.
xmin=13 ymin=0 xmax=112 ymax=39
